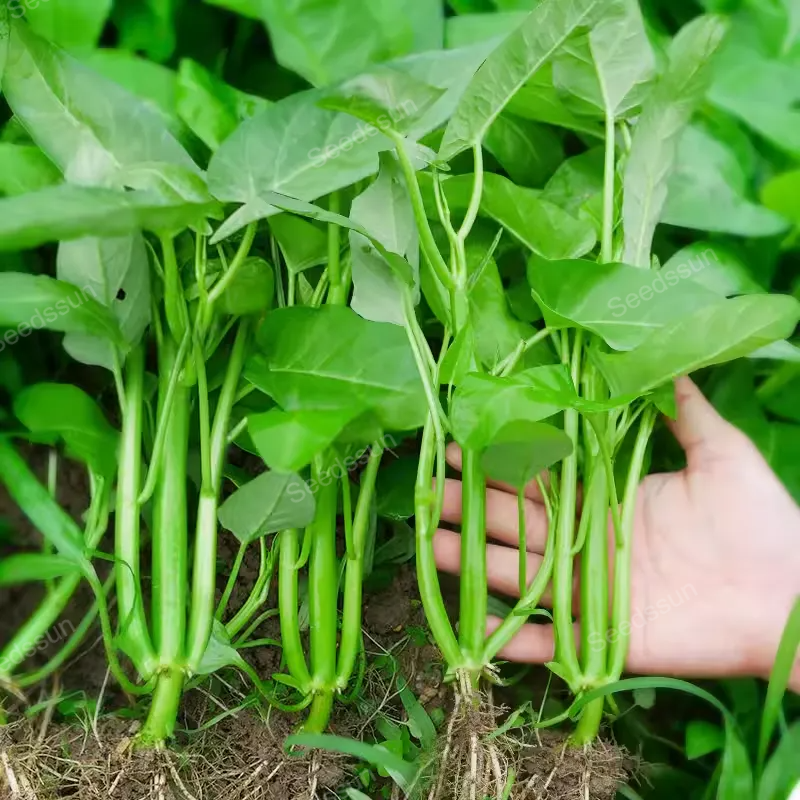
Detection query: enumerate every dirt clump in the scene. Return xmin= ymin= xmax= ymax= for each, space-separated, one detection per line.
xmin=0 ymin=709 xmax=347 ymax=800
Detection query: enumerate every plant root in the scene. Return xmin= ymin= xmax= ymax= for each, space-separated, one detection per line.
xmin=0 ymin=711 xmax=346 ymax=800
xmin=425 ymin=679 xmax=520 ymax=800
xmin=421 ymin=679 xmax=632 ymax=800
xmin=518 ymin=731 xmax=631 ymax=800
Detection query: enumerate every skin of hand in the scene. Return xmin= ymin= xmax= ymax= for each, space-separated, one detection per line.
xmin=434 ymin=378 xmax=800 ymax=692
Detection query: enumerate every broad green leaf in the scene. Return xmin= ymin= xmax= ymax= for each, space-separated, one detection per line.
xmin=685 ymin=720 xmax=726 ymax=759
xmin=350 ymin=154 xmax=419 ymax=326
xmin=708 ymin=29 xmax=800 ymax=156
xmin=553 ymin=0 xmax=655 ymax=120
xmin=452 ymin=367 xmax=572 ymax=449
xmin=528 ymin=257 xmax=723 ymax=350
xmin=218 ymin=257 xmax=275 ymax=316
xmin=15 ymin=383 xmax=119 ymax=477
xmin=751 ymin=340 xmax=800 ymax=364
xmin=218 ymin=471 xmax=316 ymax=544
xmin=81 ymin=49 xmax=182 ymax=139
xmin=319 ymin=64 xmax=445 ymax=135
xmin=0 ymin=272 xmax=123 ymax=346
xmin=484 ymin=113 xmax=564 ymax=188
xmin=622 ymin=15 xmax=728 ymax=267
xmin=0 ymin=438 xmax=88 ymax=567
xmin=113 ymin=0 xmax=178 ymax=63
xmin=439 ymin=0 xmax=603 ymax=161
xmin=253 ymin=0 xmax=442 ymax=87
xmin=209 ymin=89 xmax=392 ymax=211
xmin=428 ymin=172 xmax=596 ymax=260
xmin=540 ymin=147 xmax=604 ymax=232
xmin=0 ymin=184 xmax=215 ymax=251
xmin=177 ymin=59 xmax=269 ymax=151
xmin=662 ymin=125 xmax=789 ymax=237
xmin=195 ymin=619 xmax=247 ymax=676
xmin=761 ymin=169 xmax=800 ymax=226
xmin=452 ymin=364 xmax=627 ymax=449
xmin=0 ymin=143 xmax=61 ymax=196
xmin=57 ymin=234 xmax=151 ymax=370
xmin=662 ymin=242 xmax=765 ymax=297
xmin=25 ymin=0 xmax=112 ymax=51
xmin=597 ymin=294 xmax=800 ymax=396
xmin=268 ymin=215 xmax=327 ymax=274
xmin=505 ymin=64 xmax=605 ymax=138
xmin=0 ymin=553 xmax=81 ymax=586
xmin=445 ymin=12 xmax=526 ymax=48
xmin=248 ymin=306 xmax=426 ymax=431
xmin=2 ymin=20 xmax=198 ymax=185
xmin=249 ymin=408 xmax=361 ymax=473
xmin=208 ymin=46 xmax=489 ymax=216
xmin=482 ymin=421 xmax=573 ymax=488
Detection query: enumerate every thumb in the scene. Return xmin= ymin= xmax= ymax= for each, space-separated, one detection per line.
xmin=668 ymin=377 xmax=750 ymax=467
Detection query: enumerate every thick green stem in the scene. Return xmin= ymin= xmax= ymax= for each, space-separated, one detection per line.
xmin=601 ymin=110 xmax=616 ymax=264
xmin=186 ymin=323 xmax=249 ymax=672
xmin=608 ymin=408 xmax=656 ymax=680
xmin=115 ymin=346 xmax=157 ymax=677
xmin=137 ymin=667 xmax=185 ymax=746
xmin=570 ymin=696 xmax=605 ymax=747
xmin=327 ymin=191 xmax=348 ymax=305
xmin=337 ymin=444 xmax=384 ymax=688
xmin=458 ymin=448 xmax=487 ymax=669
xmin=579 ymin=468 xmax=609 ymax=688
xmin=206 ymin=223 xmax=258 ymax=308
xmin=552 ymin=334 xmax=583 ymax=687
xmin=278 ymin=529 xmax=312 ymax=692
xmin=414 ymin=422 xmax=463 ymax=671
xmin=390 ymin=132 xmax=452 ymax=291
xmin=308 ymin=466 xmax=339 ymax=731
xmin=302 ymin=691 xmax=335 ymax=734
xmin=152 ymin=337 xmax=190 ymax=667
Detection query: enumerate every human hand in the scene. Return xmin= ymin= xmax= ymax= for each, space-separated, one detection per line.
xmin=434 ymin=378 xmax=800 ymax=691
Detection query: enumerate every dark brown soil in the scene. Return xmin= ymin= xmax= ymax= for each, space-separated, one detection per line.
xmin=0 ymin=711 xmax=346 ymax=800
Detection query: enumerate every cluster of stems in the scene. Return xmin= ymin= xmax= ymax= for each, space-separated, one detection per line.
xmin=388 ymin=112 xmax=658 ymax=745
xmin=276 ymin=214 xmax=386 ymax=733
xmin=110 ymin=225 xmax=277 ymax=745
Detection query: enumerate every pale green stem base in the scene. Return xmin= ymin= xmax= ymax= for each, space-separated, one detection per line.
xmin=569 ymin=697 xmax=605 ymax=747
xmin=137 ymin=668 xmax=185 ymax=747
xmin=302 ymin=691 xmax=335 ymax=734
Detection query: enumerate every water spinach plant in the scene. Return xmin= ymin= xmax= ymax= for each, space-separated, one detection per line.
xmin=226 ymin=0 xmax=800 ymax=792
xmin=0 ymin=16 xmax=307 ymax=746
xmin=0 ymin=0 xmax=799 ymax=796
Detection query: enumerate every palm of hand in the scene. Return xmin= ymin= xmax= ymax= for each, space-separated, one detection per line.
xmin=434 ymin=379 xmax=800 ymax=683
